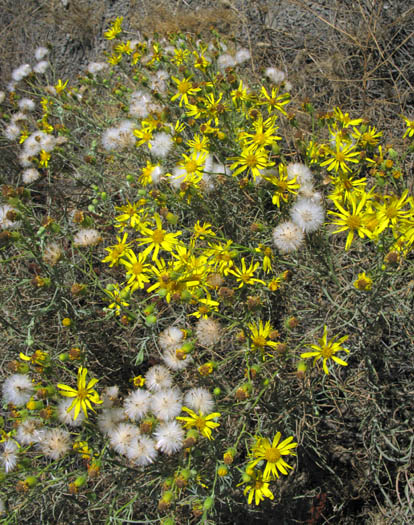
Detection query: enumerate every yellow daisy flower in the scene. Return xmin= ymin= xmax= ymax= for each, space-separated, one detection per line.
xmin=301 ymin=325 xmax=349 ymax=375
xmin=176 ymin=407 xmax=220 ymax=440
xmin=57 ymin=367 xmax=102 ymax=420
xmin=249 ymin=432 xmax=298 ymax=479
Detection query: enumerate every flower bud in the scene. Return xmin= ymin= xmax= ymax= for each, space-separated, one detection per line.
xmin=296 ymin=360 xmax=307 ymax=379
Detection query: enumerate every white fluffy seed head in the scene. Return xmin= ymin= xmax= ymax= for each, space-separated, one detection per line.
xmin=18 ymin=98 xmax=36 ymax=112
xmin=73 ymin=228 xmax=102 ymax=247
xmin=11 ymin=64 xmax=31 ymax=82
xmin=22 ymin=168 xmax=40 ymax=184
xmin=2 ymin=374 xmax=34 ymax=405
xmin=1 ymin=440 xmax=19 ymax=472
xmin=265 ymin=67 xmax=286 ymax=84
xmin=159 ymin=327 xmax=184 ymax=352
xmin=290 ymin=198 xmax=325 ymax=233
xmin=97 ymin=407 xmax=125 ymax=435
xmin=101 ymin=385 xmax=120 ymax=408
xmin=16 ymin=418 xmax=43 ymax=445
xmin=126 ymin=436 xmax=158 ymax=466
xmin=184 ymin=388 xmax=214 ymax=414
xmin=3 ymin=123 xmax=21 ymax=141
xmin=286 ymin=163 xmax=314 ymax=186
xmin=42 ymin=242 xmax=62 ymax=265
xmin=38 ymin=428 xmax=71 ymax=460
xmin=86 ymin=62 xmax=108 ymax=75
xmin=34 ymin=61 xmax=49 ymax=74
xmin=150 ymin=132 xmax=173 ymax=158
xmin=145 ymin=365 xmax=173 ymax=392
xmin=217 ymin=53 xmax=236 ymax=71
xmin=109 ymin=423 xmax=140 ymax=455
xmin=154 ymin=421 xmax=184 ymax=455
xmin=123 ymin=389 xmax=152 ymax=422
xmin=162 ymin=348 xmax=192 ymax=371
xmin=35 ymin=46 xmax=49 ymax=61
xmin=195 ymin=317 xmax=221 ymax=347
xmin=151 ymin=388 xmax=182 ymax=421
xmin=272 ymin=221 xmax=305 ymax=253
xmin=235 ymin=48 xmax=251 ymax=64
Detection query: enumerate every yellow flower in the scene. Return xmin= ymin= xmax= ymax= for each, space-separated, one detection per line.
xmin=333 ymin=107 xmax=363 ymax=128
xmin=121 ymin=250 xmax=151 ymax=291
xmin=320 ymin=137 xmax=360 ymax=173
xmin=138 ymin=214 xmax=182 ymax=261
xmin=301 ymin=325 xmax=349 ymax=375
xmin=176 ymin=407 xmax=220 ymax=440
xmin=39 ymin=150 xmax=51 ymax=168
xmin=104 ymin=16 xmax=123 ymax=40
xmin=139 ymin=161 xmax=160 ymax=186
xmin=228 ymin=258 xmax=265 ymax=288
xmin=171 ymin=76 xmax=201 ymax=106
xmin=133 ymin=126 xmax=153 ymax=147
xmin=240 ymin=116 xmax=281 ymax=151
xmin=328 ymin=191 xmax=372 ymax=250
xmin=231 ymin=80 xmax=250 ymax=106
xmin=19 ymin=129 xmax=29 ymax=144
xmin=132 ymin=375 xmax=145 ymax=387
xmin=402 ymin=116 xmax=414 ymax=138
xmin=249 ymin=432 xmax=297 ymax=479
xmin=19 ymin=349 xmax=48 ymax=366
xmin=114 ymin=41 xmax=132 ymax=55
xmin=62 ymin=317 xmax=71 ymax=327
xmin=57 ymin=366 xmax=102 ymax=420
xmin=374 ymin=190 xmax=413 ymax=233
xmin=108 ymin=54 xmax=122 ymax=66
xmin=241 ymin=469 xmax=274 ymax=506
xmin=352 ymin=125 xmax=382 ymax=147
xmin=230 ymin=146 xmax=274 ymax=181
xmin=192 ymin=220 xmax=215 ymax=240
xmin=171 ymin=48 xmax=190 ymax=66
xmin=177 ymin=150 xmax=208 ymax=185
xmin=259 ymin=86 xmax=290 ymax=115
xmin=248 ymin=320 xmax=279 ymax=353
xmin=115 ymin=200 xmax=149 ymax=230
xmin=353 ymin=272 xmax=373 ymax=291
xmin=193 ymin=50 xmax=210 ymax=70
xmin=104 ymin=284 xmax=129 ymax=314
xmin=55 ymin=79 xmax=68 ymax=94
xmin=102 ymin=233 xmax=133 ymax=267
xmin=261 ymin=164 xmax=299 ymax=207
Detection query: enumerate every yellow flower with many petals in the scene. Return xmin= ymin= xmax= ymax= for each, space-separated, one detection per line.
xmin=230 ymin=146 xmax=274 ymax=181
xmin=301 ymin=325 xmax=349 ymax=375
xmin=104 ymin=16 xmax=123 ymax=40
xmin=249 ymin=432 xmax=297 ymax=479
xmin=138 ymin=214 xmax=182 ymax=261
xmin=241 ymin=469 xmax=274 ymax=506
xmin=171 ymin=76 xmax=201 ymax=106
xmin=328 ymin=191 xmax=372 ymax=250
xmin=58 ymin=367 xmax=102 ymax=420
xmin=102 ymin=233 xmax=133 ymax=267
xmin=176 ymin=407 xmax=220 ymax=440
xmin=39 ymin=150 xmax=51 ymax=167
xmin=228 ymin=258 xmax=265 ymax=288
xmin=259 ymin=86 xmax=290 ymax=115
xmin=121 ymin=251 xmax=151 ymax=291
xmin=248 ymin=320 xmax=279 ymax=353
xmin=320 ymin=137 xmax=360 ymax=173
xmin=261 ymin=164 xmax=299 ymax=207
